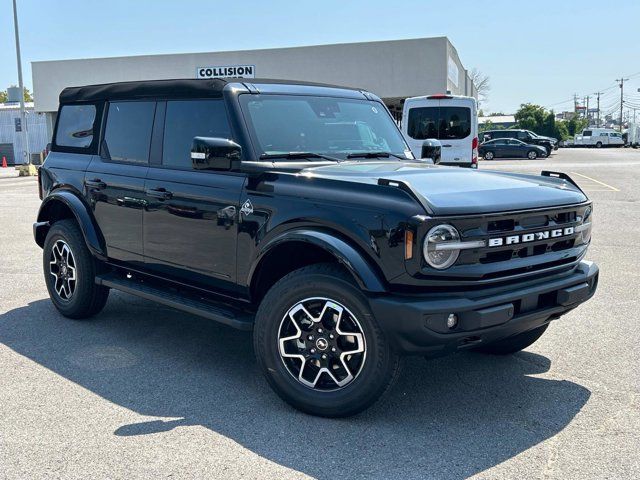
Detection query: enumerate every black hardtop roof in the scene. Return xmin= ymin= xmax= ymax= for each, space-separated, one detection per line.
xmin=59 ymin=78 xmax=362 ymax=104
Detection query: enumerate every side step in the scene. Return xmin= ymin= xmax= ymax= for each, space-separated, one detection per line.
xmin=96 ymin=272 xmax=254 ymax=330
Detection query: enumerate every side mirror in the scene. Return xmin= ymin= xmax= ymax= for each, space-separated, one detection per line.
xmin=421 ymin=139 xmax=442 ymax=164
xmin=191 ymin=137 xmax=241 ymax=171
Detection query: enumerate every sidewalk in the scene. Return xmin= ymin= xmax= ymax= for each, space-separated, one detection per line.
xmin=0 ymin=168 xmax=20 ymax=179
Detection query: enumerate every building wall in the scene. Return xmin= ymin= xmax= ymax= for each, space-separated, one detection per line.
xmin=33 ymin=37 xmax=474 ymax=114
xmin=0 ymin=105 xmax=49 ymax=164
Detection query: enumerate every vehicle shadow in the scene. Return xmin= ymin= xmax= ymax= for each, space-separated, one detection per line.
xmin=0 ymin=295 xmax=590 ymax=479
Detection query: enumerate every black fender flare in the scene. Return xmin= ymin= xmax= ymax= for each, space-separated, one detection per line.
xmin=249 ymin=229 xmax=387 ymax=293
xmin=35 ymin=189 xmax=106 ymax=259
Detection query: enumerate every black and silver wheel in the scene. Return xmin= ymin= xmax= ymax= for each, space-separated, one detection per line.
xmin=484 ymin=151 xmax=495 ymax=160
xmin=43 ymin=219 xmax=109 ymax=319
xmin=527 ymin=150 xmax=538 ymax=160
xmin=595 ymin=141 xmax=603 ymax=148
xmin=254 ymin=264 xmax=400 ymax=417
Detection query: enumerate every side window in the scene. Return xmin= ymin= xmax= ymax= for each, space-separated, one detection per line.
xmin=162 ymin=100 xmax=232 ymax=169
xmin=516 ymin=131 xmax=528 ymax=140
xmin=407 ymin=107 xmax=438 ymax=140
xmin=102 ymin=101 xmax=155 ymax=163
xmin=55 ymin=104 xmax=97 ymax=148
xmin=583 ymin=130 xmax=592 ymax=137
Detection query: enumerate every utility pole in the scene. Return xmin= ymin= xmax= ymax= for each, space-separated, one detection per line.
xmin=616 ymin=77 xmax=629 ymax=132
xmin=585 ymin=95 xmax=590 ymax=125
xmin=594 ymin=91 xmax=602 ymax=127
xmin=12 ymin=0 xmax=30 ymax=166
xmin=574 ymin=93 xmax=579 ymax=115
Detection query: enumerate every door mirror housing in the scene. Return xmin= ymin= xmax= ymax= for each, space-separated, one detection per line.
xmin=191 ymin=137 xmax=241 ymax=171
xmin=421 ymin=139 xmax=442 ymax=164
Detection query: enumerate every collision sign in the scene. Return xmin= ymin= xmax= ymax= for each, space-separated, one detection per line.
xmin=196 ymin=65 xmax=255 ymax=79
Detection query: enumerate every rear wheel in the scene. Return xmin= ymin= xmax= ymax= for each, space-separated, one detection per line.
xmin=475 ymin=324 xmax=549 ymax=355
xmin=527 ymin=150 xmax=538 ymax=160
xmin=253 ymin=264 xmax=400 ymax=417
xmin=595 ymin=141 xmax=603 ymax=148
xmin=484 ymin=151 xmax=495 ymax=160
xmin=43 ymin=219 xmax=109 ymax=319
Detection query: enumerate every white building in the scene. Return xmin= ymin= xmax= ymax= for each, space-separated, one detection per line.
xmin=0 ymin=102 xmax=50 ymax=165
xmin=32 ymin=37 xmax=477 ymax=138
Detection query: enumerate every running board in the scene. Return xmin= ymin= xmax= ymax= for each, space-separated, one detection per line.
xmin=95 ymin=273 xmax=254 ymax=330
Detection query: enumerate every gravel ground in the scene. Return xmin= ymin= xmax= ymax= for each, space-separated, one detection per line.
xmin=0 ymin=148 xmax=638 ymax=479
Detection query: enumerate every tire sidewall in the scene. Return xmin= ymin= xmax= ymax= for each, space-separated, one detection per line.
xmin=254 ymin=268 xmax=395 ymax=416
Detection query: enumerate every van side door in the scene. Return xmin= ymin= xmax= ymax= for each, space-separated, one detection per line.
xmin=86 ymin=101 xmax=155 ymax=265
xmin=142 ymin=99 xmax=246 ymax=293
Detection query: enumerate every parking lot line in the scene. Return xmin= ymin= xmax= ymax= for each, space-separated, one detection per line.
xmin=570 ymin=172 xmax=620 ymax=192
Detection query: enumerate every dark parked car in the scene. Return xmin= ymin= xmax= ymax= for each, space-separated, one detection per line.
xmin=34 ymin=79 xmax=598 ymax=417
xmin=479 ymin=138 xmax=548 ymax=160
xmin=482 ymin=129 xmax=556 ymax=155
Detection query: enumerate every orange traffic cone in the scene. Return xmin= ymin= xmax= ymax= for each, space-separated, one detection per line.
xmin=1 ymin=156 xmax=7 ymax=168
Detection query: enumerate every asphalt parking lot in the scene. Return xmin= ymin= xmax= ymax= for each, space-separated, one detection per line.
xmin=0 ymin=148 xmax=639 ymax=480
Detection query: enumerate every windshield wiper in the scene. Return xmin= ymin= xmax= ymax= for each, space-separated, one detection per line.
xmin=346 ymin=151 xmax=406 ymax=160
xmin=259 ymin=152 xmax=342 ymax=162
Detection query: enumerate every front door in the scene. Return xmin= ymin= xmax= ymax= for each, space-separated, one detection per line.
xmin=142 ymin=99 xmax=245 ymax=291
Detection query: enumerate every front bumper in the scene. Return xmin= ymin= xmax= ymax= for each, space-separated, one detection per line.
xmin=369 ymin=261 xmax=599 ymax=356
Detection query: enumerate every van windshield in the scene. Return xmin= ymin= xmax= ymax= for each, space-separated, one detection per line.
xmin=407 ymin=106 xmax=472 ymax=140
xmin=239 ymin=94 xmax=410 ymax=160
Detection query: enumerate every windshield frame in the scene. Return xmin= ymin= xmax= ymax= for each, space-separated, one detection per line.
xmin=238 ymin=93 xmax=412 ymax=163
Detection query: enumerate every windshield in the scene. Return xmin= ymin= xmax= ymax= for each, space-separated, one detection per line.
xmin=239 ymin=94 xmax=411 ymax=160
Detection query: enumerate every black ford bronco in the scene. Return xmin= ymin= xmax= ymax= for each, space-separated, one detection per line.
xmin=34 ymin=79 xmax=598 ymax=417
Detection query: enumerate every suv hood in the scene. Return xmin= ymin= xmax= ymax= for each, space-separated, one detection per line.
xmin=302 ymin=162 xmax=587 ymax=215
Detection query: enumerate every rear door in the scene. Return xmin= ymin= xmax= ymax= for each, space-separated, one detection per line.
xmin=142 ymin=99 xmax=246 ymax=292
xmin=403 ymin=98 xmax=439 ymax=160
xmin=437 ymin=99 xmax=475 ymax=165
xmin=86 ymin=100 xmax=155 ymax=265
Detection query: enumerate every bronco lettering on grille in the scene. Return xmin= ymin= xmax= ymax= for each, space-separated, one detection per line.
xmin=488 ymin=227 xmax=574 ymax=247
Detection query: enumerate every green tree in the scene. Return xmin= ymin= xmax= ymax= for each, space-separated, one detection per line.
xmin=0 ymin=86 xmax=33 ymax=103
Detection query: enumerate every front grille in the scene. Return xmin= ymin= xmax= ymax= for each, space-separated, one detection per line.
xmin=414 ymin=203 xmax=591 ymax=285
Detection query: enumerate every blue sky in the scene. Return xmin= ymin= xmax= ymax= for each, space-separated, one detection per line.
xmin=1 ymin=0 xmax=639 ymax=114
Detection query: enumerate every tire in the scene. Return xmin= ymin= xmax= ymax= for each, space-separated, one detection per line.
xmin=253 ymin=263 xmax=400 ymax=417
xmin=527 ymin=150 xmax=538 ymax=160
xmin=484 ymin=151 xmax=494 ymax=160
xmin=595 ymin=141 xmax=603 ymax=148
xmin=475 ymin=324 xmax=549 ymax=355
xmin=43 ymin=219 xmax=109 ymax=319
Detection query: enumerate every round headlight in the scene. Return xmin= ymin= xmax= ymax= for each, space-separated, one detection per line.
xmin=423 ymin=224 xmax=461 ymax=270
xmin=580 ymin=207 xmax=592 ymax=244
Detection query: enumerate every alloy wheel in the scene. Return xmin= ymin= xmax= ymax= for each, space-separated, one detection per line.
xmin=49 ymin=240 xmax=77 ymax=301
xmin=278 ymin=297 xmax=366 ymax=391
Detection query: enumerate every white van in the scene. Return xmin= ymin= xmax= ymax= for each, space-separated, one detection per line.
xmin=575 ymin=128 xmax=624 ymax=148
xmin=401 ymin=94 xmax=478 ymax=168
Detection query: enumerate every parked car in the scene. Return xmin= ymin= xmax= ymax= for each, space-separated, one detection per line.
xmin=34 ymin=78 xmax=598 ymax=417
xmin=402 ymin=94 xmax=478 ymax=168
xmin=482 ymin=129 xmax=555 ymax=155
xmin=626 ymin=123 xmax=640 ymax=148
xmin=479 ymin=138 xmax=548 ymax=160
xmin=574 ymin=128 xmax=624 ymax=148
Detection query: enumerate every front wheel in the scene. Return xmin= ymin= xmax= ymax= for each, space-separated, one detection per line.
xmin=475 ymin=324 xmax=549 ymax=355
xmin=527 ymin=150 xmax=538 ymax=160
xmin=595 ymin=141 xmax=603 ymax=148
xmin=43 ymin=219 xmax=109 ymax=319
xmin=253 ymin=264 xmax=400 ymax=417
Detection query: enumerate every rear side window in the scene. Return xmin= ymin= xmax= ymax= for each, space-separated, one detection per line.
xmin=162 ymin=100 xmax=231 ymax=169
xmin=102 ymin=101 xmax=155 ymax=163
xmin=408 ymin=106 xmax=471 ymax=140
xmin=55 ymin=104 xmax=97 ymax=148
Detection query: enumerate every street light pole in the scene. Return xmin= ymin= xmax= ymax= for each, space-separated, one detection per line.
xmin=12 ymin=0 xmax=30 ymax=165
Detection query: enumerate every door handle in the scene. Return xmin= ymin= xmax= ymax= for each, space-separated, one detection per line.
xmin=86 ymin=178 xmax=107 ymax=189
xmin=146 ymin=188 xmax=173 ymax=200
xmin=441 ymin=144 xmax=453 ymax=148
